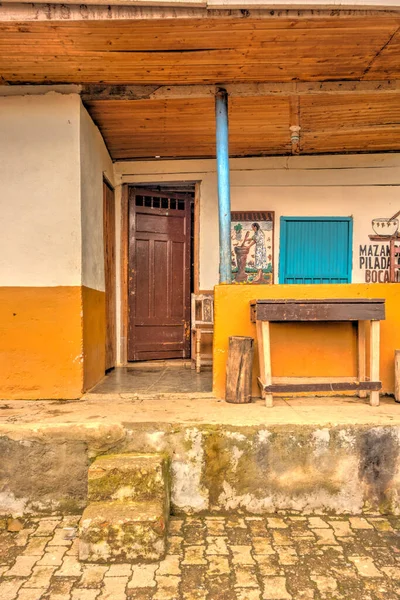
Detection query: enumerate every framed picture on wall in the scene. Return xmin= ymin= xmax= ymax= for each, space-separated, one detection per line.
xmin=231 ymin=211 xmax=274 ymax=284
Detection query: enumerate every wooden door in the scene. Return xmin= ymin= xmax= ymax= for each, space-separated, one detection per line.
xmin=103 ymin=180 xmax=116 ymax=371
xmin=128 ymin=188 xmax=192 ymax=361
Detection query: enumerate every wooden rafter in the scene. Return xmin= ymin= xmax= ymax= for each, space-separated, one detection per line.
xmin=2 ymin=0 xmax=400 ymax=7
xmin=1 ymin=5 xmax=399 ymax=21
xmin=81 ymin=81 xmax=400 ymax=102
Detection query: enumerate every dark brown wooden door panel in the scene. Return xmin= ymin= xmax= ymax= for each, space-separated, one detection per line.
xmin=135 ymin=326 xmax=186 ymax=347
xmin=136 ymin=212 xmax=185 ymax=237
xmin=128 ymin=188 xmax=191 ymax=361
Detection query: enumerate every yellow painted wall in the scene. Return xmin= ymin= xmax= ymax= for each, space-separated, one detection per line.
xmin=213 ymin=283 xmax=400 ymax=399
xmin=0 ymin=285 xmax=107 ymax=399
xmin=82 ymin=286 xmax=106 ymax=392
xmin=0 ymin=287 xmax=83 ymax=400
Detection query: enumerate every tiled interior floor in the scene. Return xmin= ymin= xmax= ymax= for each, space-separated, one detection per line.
xmin=1 ymin=514 xmax=400 ymax=600
xmin=89 ymin=364 xmax=212 ymax=395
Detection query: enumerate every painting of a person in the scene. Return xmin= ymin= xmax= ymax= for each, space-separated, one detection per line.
xmin=244 ymin=222 xmax=267 ymax=283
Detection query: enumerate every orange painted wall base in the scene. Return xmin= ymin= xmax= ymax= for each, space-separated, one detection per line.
xmin=0 ymin=286 xmax=106 ymax=400
xmin=82 ymin=285 xmax=106 ymax=392
xmin=213 ymin=284 xmax=400 ymax=399
xmin=0 ymin=287 xmax=83 ymax=399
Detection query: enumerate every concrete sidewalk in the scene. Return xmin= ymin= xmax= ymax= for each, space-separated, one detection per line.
xmin=1 ymin=395 xmax=400 ymax=428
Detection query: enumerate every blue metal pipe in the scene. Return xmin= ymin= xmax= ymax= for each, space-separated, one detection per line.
xmin=215 ymin=89 xmax=232 ymax=284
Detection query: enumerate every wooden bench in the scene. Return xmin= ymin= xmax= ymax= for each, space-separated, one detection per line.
xmin=250 ymin=298 xmax=385 ymax=407
xmin=191 ymin=294 xmax=214 ymax=373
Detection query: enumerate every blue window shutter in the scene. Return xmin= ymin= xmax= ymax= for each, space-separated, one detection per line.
xmin=279 ymin=217 xmax=353 ymax=284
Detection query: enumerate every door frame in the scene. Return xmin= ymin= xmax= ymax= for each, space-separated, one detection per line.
xmin=103 ymin=177 xmax=116 ymax=371
xmin=120 ymin=181 xmax=200 ymax=365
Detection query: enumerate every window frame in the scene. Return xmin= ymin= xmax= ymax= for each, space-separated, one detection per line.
xmin=279 ymin=216 xmax=353 ymax=284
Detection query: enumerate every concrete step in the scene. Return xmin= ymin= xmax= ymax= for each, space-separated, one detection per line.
xmin=79 ymin=499 xmax=167 ymax=563
xmin=80 ymin=453 xmax=170 ymax=563
xmin=88 ymin=453 xmax=170 ymax=505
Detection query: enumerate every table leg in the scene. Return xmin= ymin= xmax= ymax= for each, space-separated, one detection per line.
xmin=357 ymin=320 xmax=367 ymax=399
xmin=257 ymin=320 xmax=273 ymax=407
xmin=256 ymin=320 xmax=265 ymax=396
xmin=370 ymin=320 xmax=380 ymax=407
xmin=196 ymin=329 xmax=202 ymax=374
xmin=191 ymin=330 xmax=196 ymax=370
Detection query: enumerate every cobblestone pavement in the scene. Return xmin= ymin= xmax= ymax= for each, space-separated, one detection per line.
xmin=1 ymin=514 xmax=400 ymax=600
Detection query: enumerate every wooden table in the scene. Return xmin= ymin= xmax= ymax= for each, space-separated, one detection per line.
xmin=250 ymin=299 xmax=385 ymax=407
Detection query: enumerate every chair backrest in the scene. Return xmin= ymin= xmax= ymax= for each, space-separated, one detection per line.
xmin=191 ymin=293 xmax=214 ymax=327
xmin=390 ymin=239 xmax=400 ymax=282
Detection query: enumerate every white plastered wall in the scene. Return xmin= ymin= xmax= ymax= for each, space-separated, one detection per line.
xmin=0 ymin=89 xmax=114 ymax=290
xmin=80 ymin=103 xmax=114 ymax=292
xmin=115 ymin=154 xmax=400 ymax=290
xmin=0 ymin=92 xmax=81 ymax=287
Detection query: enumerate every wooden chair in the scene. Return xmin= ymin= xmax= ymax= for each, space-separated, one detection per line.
xmin=191 ymin=294 xmax=214 ymax=373
xmin=390 ymin=239 xmax=400 ymax=282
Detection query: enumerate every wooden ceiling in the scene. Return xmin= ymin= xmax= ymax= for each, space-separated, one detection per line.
xmin=1 ymin=16 xmax=400 ymax=85
xmin=2 ymin=13 xmax=400 ymax=158
xmin=301 ymin=93 xmax=400 ymax=154
xmin=86 ymin=96 xmax=292 ymax=158
xmin=85 ymin=91 xmax=400 ymax=159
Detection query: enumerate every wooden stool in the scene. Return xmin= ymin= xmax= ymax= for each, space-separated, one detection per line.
xmin=191 ymin=294 xmax=214 ymax=373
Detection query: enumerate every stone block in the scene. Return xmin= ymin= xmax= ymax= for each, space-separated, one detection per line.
xmin=88 ymin=453 xmax=170 ymax=509
xmin=7 ymin=518 xmax=23 ymax=532
xmin=79 ymin=500 xmax=167 ymax=563
xmin=0 ymin=437 xmax=88 ymax=516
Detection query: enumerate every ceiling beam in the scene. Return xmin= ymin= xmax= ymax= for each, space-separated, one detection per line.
xmin=1 ymin=4 xmax=398 ymax=22
xmin=2 ymin=0 xmax=400 ymax=9
xmin=81 ymin=81 xmax=400 ymax=102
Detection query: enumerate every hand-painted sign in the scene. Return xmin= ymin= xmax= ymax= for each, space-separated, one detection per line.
xmin=359 ymin=244 xmax=391 ymax=283
xmin=363 ymin=209 xmax=400 ymax=282
xmin=231 ymin=211 xmax=274 ymax=284
xmin=369 ymin=209 xmax=400 ymax=241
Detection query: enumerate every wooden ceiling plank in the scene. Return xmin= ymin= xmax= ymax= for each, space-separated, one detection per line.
xmin=1 ymin=14 xmax=400 ymax=85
